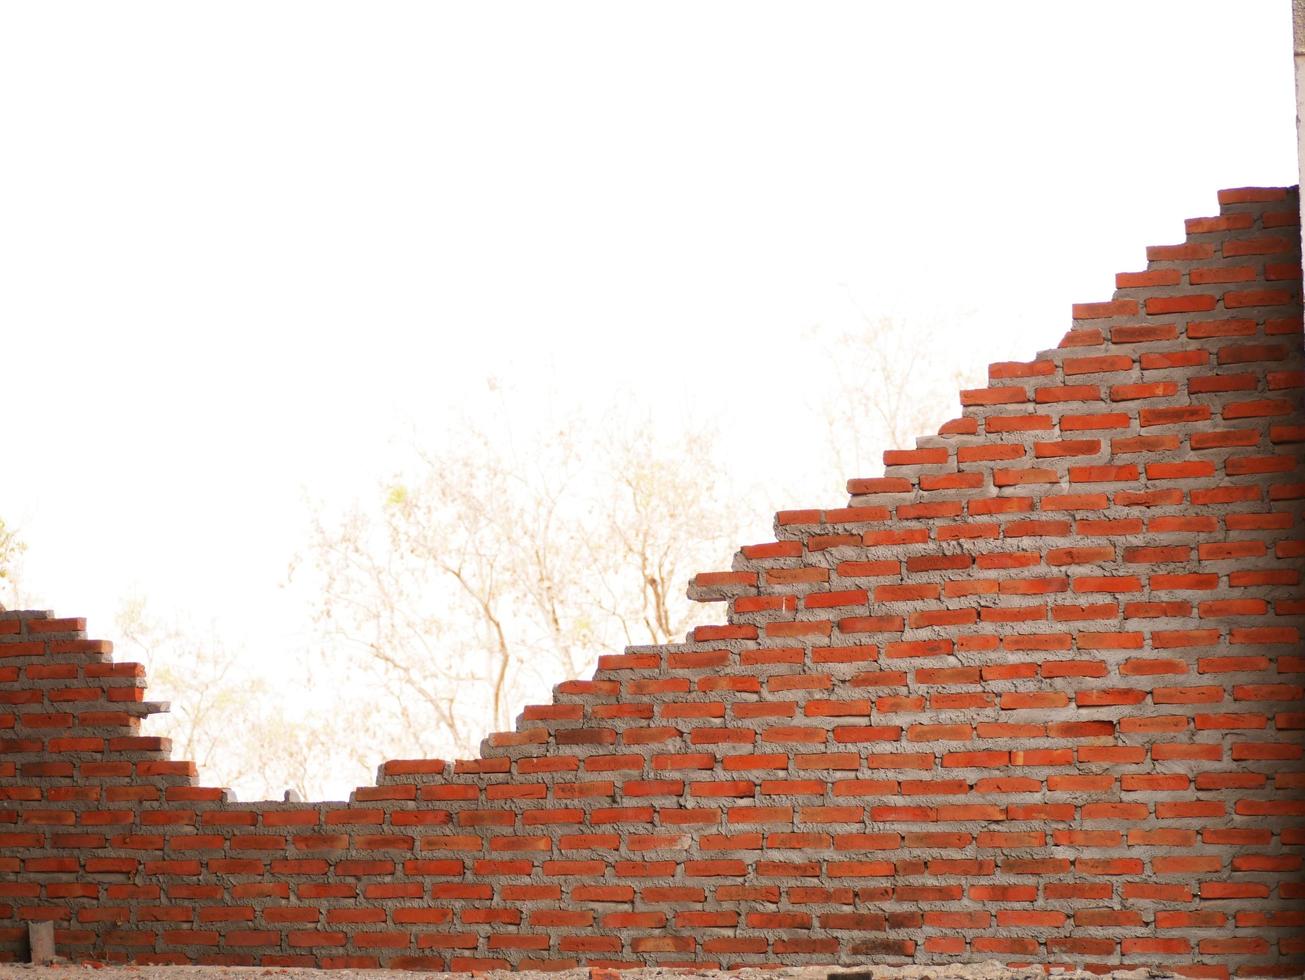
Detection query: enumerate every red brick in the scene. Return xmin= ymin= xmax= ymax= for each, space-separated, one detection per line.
xmin=10 ymin=186 xmax=1305 ymax=973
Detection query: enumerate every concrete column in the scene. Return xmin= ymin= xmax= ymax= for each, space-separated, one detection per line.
xmin=1296 ymin=0 xmax=1305 ymax=235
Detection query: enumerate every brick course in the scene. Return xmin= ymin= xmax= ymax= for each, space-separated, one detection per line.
xmin=1 ymin=186 xmax=1303 ymax=976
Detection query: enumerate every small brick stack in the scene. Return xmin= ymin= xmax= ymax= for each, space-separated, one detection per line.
xmin=2 ymin=187 xmax=1302 ymax=976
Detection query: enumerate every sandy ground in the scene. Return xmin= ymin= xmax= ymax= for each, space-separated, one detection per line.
xmin=0 ymin=964 xmax=1176 ymax=980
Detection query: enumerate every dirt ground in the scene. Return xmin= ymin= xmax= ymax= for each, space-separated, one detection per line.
xmin=0 ymin=963 xmax=1176 ymax=980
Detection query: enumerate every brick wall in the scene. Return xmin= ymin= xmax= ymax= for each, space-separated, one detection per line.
xmin=2 ymin=186 xmax=1303 ymax=976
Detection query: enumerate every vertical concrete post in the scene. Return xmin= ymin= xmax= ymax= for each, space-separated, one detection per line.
xmin=27 ymin=922 xmax=55 ymax=965
xmin=1295 ymin=0 xmax=1305 ymax=236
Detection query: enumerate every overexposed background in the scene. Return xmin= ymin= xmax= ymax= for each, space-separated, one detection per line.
xmin=0 ymin=1 xmax=1297 ymax=798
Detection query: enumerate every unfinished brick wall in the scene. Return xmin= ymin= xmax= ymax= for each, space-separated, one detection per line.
xmin=2 ymin=187 xmax=1303 ymax=976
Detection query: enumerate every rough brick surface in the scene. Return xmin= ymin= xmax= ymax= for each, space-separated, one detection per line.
xmin=2 ymin=188 xmax=1303 ymax=977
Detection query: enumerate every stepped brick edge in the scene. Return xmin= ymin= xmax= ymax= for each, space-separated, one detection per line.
xmin=2 ymin=186 xmax=1303 ymax=977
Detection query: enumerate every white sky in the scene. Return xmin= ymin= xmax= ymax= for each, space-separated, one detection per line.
xmin=1 ymin=2 xmax=1298 ymax=669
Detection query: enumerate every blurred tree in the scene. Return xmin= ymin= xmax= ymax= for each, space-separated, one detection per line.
xmin=809 ymin=303 xmax=981 ymax=481
xmin=298 ymin=396 xmax=744 ymax=767
xmin=116 ymin=597 xmax=269 ymax=795
xmin=240 ymin=649 xmax=377 ymax=801
xmin=0 ymin=519 xmax=26 ymax=609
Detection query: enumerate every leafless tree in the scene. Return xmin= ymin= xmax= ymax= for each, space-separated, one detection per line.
xmin=0 ymin=519 xmax=27 ymax=610
xmin=297 ymin=394 xmax=743 ymax=769
xmin=810 ymin=301 xmax=982 ymax=480
xmin=115 ymin=597 xmax=267 ymax=791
